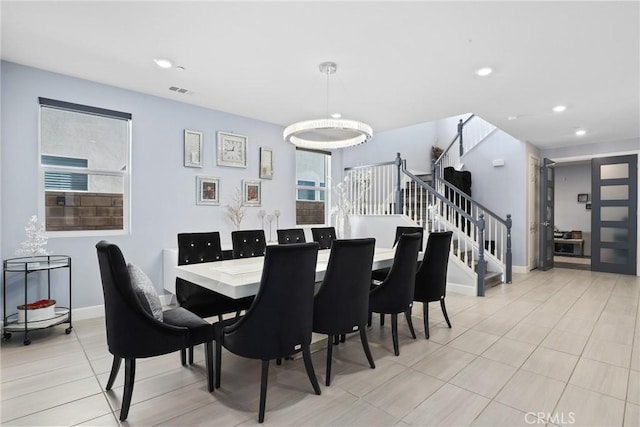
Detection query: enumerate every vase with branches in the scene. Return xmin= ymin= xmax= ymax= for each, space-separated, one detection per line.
xmin=225 ymin=188 xmax=246 ymax=230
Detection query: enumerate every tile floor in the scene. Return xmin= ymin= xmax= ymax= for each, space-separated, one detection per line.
xmin=1 ymin=268 xmax=639 ymax=426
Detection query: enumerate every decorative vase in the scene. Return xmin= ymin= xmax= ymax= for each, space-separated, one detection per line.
xmin=335 ymin=209 xmax=351 ymax=239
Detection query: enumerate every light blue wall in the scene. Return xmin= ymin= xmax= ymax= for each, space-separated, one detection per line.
xmin=343 ymin=121 xmax=437 ymax=174
xmin=1 ymin=61 xmax=343 ymax=311
xmin=458 ymin=129 xmax=529 ymax=267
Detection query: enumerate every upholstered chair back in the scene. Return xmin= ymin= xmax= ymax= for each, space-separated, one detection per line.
xmin=231 ymin=230 xmax=267 ymax=258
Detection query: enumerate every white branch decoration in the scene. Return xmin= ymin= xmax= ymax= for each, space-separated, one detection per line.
xmin=225 ymin=188 xmax=246 ymax=230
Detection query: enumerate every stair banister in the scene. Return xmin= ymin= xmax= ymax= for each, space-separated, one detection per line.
xmin=433 ymin=113 xmax=477 ymax=180
xmin=400 ymin=166 xmax=479 ymax=227
xmin=433 ymin=176 xmax=513 ymax=284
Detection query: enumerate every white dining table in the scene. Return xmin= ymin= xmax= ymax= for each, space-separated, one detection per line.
xmin=166 ymin=247 xmax=397 ymax=299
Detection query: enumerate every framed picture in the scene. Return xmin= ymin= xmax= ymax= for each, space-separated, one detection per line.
xmin=259 ymin=147 xmax=273 ymax=179
xmin=577 ymin=193 xmax=589 ymax=202
xmin=242 ymin=179 xmax=261 ymax=206
xmin=586 ymin=203 xmax=592 ymax=210
xmin=184 ymin=129 xmax=203 ymax=168
xmin=196 ymin=176 xmax=220 ymax=205
xmin=217 ymin=131 xmax=247 ymax=168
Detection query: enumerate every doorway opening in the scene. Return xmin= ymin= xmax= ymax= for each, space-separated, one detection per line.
xmin=553 ymin=161 xmax=592 ymax=271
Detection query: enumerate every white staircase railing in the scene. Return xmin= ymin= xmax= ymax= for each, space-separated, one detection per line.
xmin=434 ymin=114 xmax=496 ymax=178
xmin=344 ymin=160 xmax=400 ymax=216
xmin=343 ymin=152 xmax=513 ymax=296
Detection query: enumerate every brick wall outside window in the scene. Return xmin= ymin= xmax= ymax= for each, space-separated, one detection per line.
xmin=45 ymin=191 xmax=123 ymax=231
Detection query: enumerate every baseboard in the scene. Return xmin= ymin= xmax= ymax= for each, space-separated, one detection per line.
xmin=447 ymin=282 xmax=477 ymax=296
xmin=72 ymin=304 xmax=105 ymax=321
xmin=512 ymin=265 xmax=529 ymax=274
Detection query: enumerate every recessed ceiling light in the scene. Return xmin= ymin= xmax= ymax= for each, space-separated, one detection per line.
xmin=475 ymin=67 xmax=493 ymax=77
xmin=553 ymin=105 xmax=567 ymax=113
xmin=154 ymin=58 xmax=173 ymax=69
xmin=331 ymin=113 xmax=342 ymax=119
xmin=507 ymin=115 xmax=518 ymax=121
xmin=575 ymin=129 xmax=587 ymax=136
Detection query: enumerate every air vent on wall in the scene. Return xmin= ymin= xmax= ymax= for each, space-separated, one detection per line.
xmin=168 ymin=86 xmax=194 ymax=95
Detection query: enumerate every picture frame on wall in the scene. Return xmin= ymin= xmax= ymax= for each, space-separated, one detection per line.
xmin=217 ymin=131 xmax=248 ymax=168
xmin=577 ymin=193 xmax=589 ymax=202
xmin=242 ymin=179 xmax=261 ymax=206
xmin=259 ymin=147 xmax=273 ymax=179
xmin=586 ymin=203 xmax=592 ymax=210
xmin=184 ymin=129 xmax=203 ymax=168
xmin=196 ymin=176 xmax=220 ymax=205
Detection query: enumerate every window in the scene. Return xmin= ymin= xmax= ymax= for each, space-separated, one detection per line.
xmin=295 ymin=149 xmax=330 ymax=225
xmin=39 ymin=98 xmax=131 ymax=233
xmin=42 ymin=155 xmax=89 ymax=191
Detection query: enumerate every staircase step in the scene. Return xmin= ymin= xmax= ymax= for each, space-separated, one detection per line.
xmin=484 ymin=271 xmax=502 ymax=289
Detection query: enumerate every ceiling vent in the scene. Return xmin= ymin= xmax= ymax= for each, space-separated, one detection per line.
xmin=168 ymin=86 xmax=194 ymax=95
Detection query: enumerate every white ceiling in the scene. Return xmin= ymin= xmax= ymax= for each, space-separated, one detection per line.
xmin=2 ymin=1 xmax=639 ymax=149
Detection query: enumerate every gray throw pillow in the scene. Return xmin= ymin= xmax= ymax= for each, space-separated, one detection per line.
xmin=127 ymin=263 xmax=163 ymax=321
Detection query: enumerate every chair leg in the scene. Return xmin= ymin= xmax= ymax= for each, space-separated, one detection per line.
xmin=423 ymin=302 xmax=430 ymax=339
xmin=120 ymin=358 xmax=136 ymax=421
xmin=391 ymin=314 xmax=399 ymax=356
xmin=441 ymin=298 xmax=452 ymax=328
xmin=333 ymin=335 xmax=340 ymax=345
xmin=180 ymin=348 xmax=187 ymax=366
xmin=106 ymin=356 xmax=121 ymax=390
xmin=276 ymin=358 xmax=282 ymax=365
xmin=359 ymin=328 xmax=375 ymax=369
xmin=259 ymin=360 xmax=269 ymax=423
xmin=340 ymin=334 xmax=346 ymax=343
xmin=326 ymin=336 xmax=333 ymax=386
xmin=380 ymin=313 xmax=385 ymax=326
xmin=302 ymin=346 xmax=321 ymax=395
xmin=188 ymin=346 xmax=194 ymax=365
xmin=205 ymin=341 xmax=214 ymax=392
xmin=215 ymin=340 xmax=222 ymax=389
xmin=405 ymin=309 xmax=416 ymax=339
xmin=367 ymin=311 xmax=372 ymax=327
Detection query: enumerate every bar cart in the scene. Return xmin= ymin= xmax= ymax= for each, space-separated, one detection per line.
xmin=2 ymin=255 xmax=72 ymax=345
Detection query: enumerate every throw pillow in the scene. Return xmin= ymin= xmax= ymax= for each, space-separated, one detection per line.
xmin=127 ymin=263 xmax=163 ymax=321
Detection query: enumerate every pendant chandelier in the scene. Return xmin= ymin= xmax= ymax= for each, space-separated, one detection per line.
xmin=283 ymin=62 xmax=373 ymax=149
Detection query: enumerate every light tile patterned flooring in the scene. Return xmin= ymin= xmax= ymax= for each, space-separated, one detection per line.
xmin=1 ymin=268 xmax=639 ymax=426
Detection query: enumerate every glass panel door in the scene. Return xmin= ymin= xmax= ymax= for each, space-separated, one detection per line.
xmin=539 ymin=158 xmax=555 ymax=271
xmin=591 ymin=155 xmax=637 ymax=275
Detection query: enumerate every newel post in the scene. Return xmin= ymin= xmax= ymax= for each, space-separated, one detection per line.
xmin=395 ymin=153 xmax=402 ymax=214
xmin=458 ymin=119 xmax=464 ymax=157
